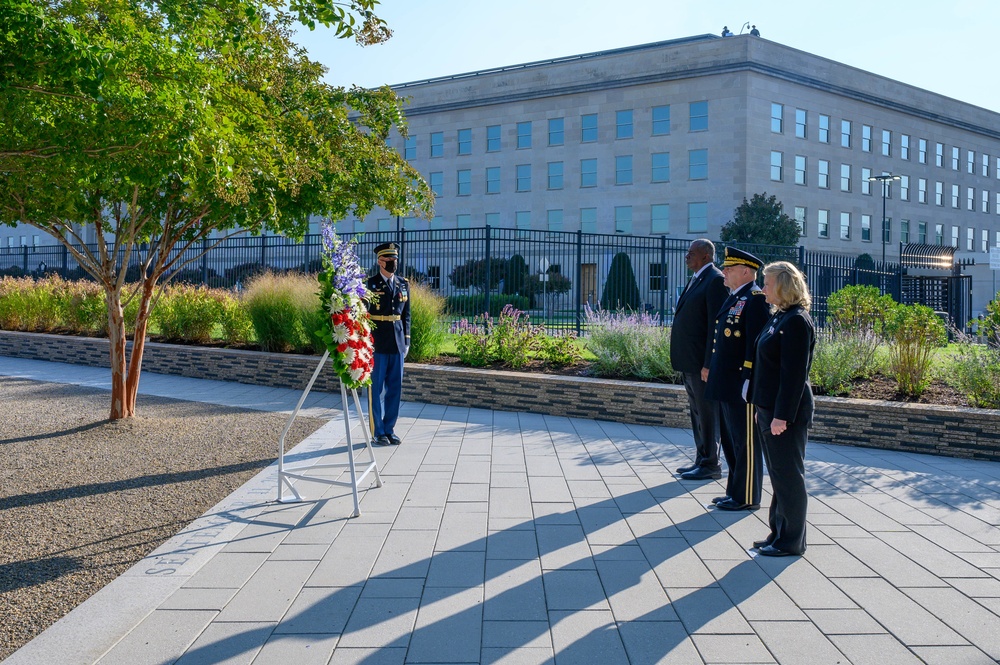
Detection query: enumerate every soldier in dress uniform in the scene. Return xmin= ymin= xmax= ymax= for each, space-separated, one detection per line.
xmin=366 ymin=242 xmax=410 ymax=446
xmin=704 ymin=247 xmax=770 ymax=511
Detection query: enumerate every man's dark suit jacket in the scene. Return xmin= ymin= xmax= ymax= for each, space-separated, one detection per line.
xmin=669 ymin=264 xmax=728 ymax=374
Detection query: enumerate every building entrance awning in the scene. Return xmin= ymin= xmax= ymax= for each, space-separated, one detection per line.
xmin=900 ymin=244 xmax=956 ymax=270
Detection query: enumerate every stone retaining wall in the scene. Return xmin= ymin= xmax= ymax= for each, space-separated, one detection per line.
xmin=3 ymin=330 xmax=1000 ymax=461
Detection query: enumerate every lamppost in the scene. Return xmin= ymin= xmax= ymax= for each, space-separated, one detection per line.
xmin=868 ymin=173 xmax=900 ymax=264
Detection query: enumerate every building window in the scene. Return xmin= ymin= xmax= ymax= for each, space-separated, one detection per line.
xmin=951 ymin=225 xmax=959 ymax=248
xmin=404 ymin=137 xmax=416 ymax=160
xmin=615 ymin=155 xmax=633 ymax=185
xmin=794 ymin=206 xmax=806 ymax=236
xmin=900 ymin=175 xmax=909 ymax=201
xmin=818 ymin=160 xmax=830 ymax=188
xmin=517 ymin=122 xmax=532 ymax=149
xmin=457 ymin=129 xmax=472 ymax=155
xmin=883 ymin=217 xmax=891 ymax=244
xmin=377 ymin=218 xmax=392 ymax=232
xmin=616 ymin=110 xmax=633 ymax=139
xmin=861 ymin=167 xmax=872 ymax=195
xmin=840 ymin=164 xmax=851 ymax=192
xmin=918 ymin=138 xmax=927 ymax=164
xmin=615 ymin=206 xmax=633 ymax=234
xmin=795 ymin=108 xmax=807 ymax=139
xmin=427 ymin=266 xmax=441 ymax=289
xmin=581 ymin=114 xmax=598 ymax=142
xmin=515 ymin=211 xmax=531 ymax=230
xmin=548 ymin=118 xmax=564 ymax=146
xmin=649 ymin=262 xmax=665 ymax=290
xmin=689 ymin=101 xmax=708 ymax=131
xmin=430 ymin=132 xmax=443 ymax=158
xmin=547 ymin=161 xmax=564 ymax=190
xmin=652 ymin=105 xmax=671 ymax=135
xmin=841 ymin=120 xmax=852 ymax=148
xmin=901 ymin=134 xmax=910 ymax=160
xmin=485 ymin=212 xmax=500 ymax=227
xmin=689 ymin=149 xmax=708 ymax=180
xmin=968 ymin=150 xmax=976 ymax=174
xmin=819 ymin=114 xmax=830 ymax=143
xmin=968 ymin=187 xmax=975 ymax=211
xmin=918 ymin=178 xmax=927 ymax=204
xmin=984 ymin=154 xmax=990 ymax=177
xmin=818 ymin=209 xmax=830 ymax=238
xmin=580 ymin=207 xmax=597 ymax=234
xmin=936 ymin=143 xmax=944 ymax=167
xmin=935 ymin=181 xmax=944 ymax=206
xmin=486 ymin=125 xmax=501 ymax=152
xmin=952 ymin=146 xmax=960 ymax=170
xmin=580 ymin=158 xmax=597 ymax=188
xmin=862 ymin=125 xmax=872 ymax=152
xmin=457 ymin=169 xmax=471 ymax=196
xmin=457 ymin=214 xmax=472 ymax=230
xmin=952 ymin=184 xmax=960 ymax=208
xmin=516 ymin=164 xmax=531 ymax=192
xmin=547 ymin=209 xmax=563 ymax=232
xmin=429 ymin=171 xmax=443 ymax=196
xmin=900 ymin=219 xmax=910 ymax=244
xmin=486 ymin=167 xmax=500 ymax=194
xmin=771 ymin=103 xmax=783 ymax=133
xmin=984 ymin=189 xmax=990 ymax=213
xmin=688 ymin=202 xmax=708 ymax=233
xmin=651 ymin=204 xmax=670 ymax=234
xmin=651 ymin=152 xmax=670 ymax=183
xmin=840 ymin=212 xmax=851 ymax=239
xmin=770 ymin=151 xmax=783 ymax=181
xmin=881 ymin=130 xmax=891 ymax=157
xmin=967 ymin=227 xmax=975 ymax=251
xmin=918 ymin=221 xmax=928 ymax=244
xmin=997 ymin=192 xmax=1000 ymax=214
xmin=861 ymin=214 xmax=872 ymax=242
xmin=794 ymin=155 xmax=806 ymax=185
xmin=984 ymin=229 xmax=991 ymax=253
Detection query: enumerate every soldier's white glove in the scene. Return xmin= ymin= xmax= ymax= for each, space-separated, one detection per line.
xmin=741 ymin=379 xmax=749 ymax=402
xmin=404 ymin=345 xmax=410 ymax=359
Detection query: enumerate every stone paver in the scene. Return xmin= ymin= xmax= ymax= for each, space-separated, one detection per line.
xmin=4 ymin=356 xmax=1000 ymax=665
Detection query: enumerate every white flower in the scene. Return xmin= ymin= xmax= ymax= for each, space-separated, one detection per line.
xmin=332 ymin=324 xmax=349 ymax=343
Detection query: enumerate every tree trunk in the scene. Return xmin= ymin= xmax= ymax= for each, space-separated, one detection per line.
xmin=106 ymin=286 xmax=131 ymax=420
xmin=123 ymin=279 xmax=156 ymax=417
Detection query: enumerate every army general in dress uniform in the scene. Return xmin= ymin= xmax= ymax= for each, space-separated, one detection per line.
xmin=366 ymin=242 xmax=410 ymax=446
xmin=704 ymin=247 xmax=770 ymax=511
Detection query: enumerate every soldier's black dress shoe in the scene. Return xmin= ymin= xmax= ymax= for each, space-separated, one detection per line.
xmin=711 ymin=496 xmax=730 ymax=505
xmin=374 ymin=435 xmax=392 ymax=446
xmin=751 ymin=539 xmax=773 ymax=549
xmin=714 ymin=499 xmax=760 ymax=511
xmin=389 ymin=434 xmax=402 ymax=445
xmin=679 ymin=467 xmax=723 ymax=481
xmin=675 ymin=465 xmax=697 ymax=474
xmin=756 ymin=545 xmax=799 ymax=557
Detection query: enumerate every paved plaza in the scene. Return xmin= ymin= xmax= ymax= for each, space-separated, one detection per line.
xmin=2 ymin=357 xmax=1000 ymax=664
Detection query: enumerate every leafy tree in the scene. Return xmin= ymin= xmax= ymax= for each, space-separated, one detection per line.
xmin=600 ymin=253 xmax=641 ymax=310
xmin=720 ymin=193 xmax=801 ymax=247
xmin=0 ymin=0 xmax=431 ymax=419
xmin=503 ymin=254 xmax=529 ymax=296
xmin=448 ymin=257 xmax=507 ymax=293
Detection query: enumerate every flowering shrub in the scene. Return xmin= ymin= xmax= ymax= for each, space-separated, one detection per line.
xmin=584 ymin=305 xmax=674 ymax=380
xmin=315 ymin=224 xmax=374 ymax=389
xmin=451 ymin=304 xmax=548 ymax=368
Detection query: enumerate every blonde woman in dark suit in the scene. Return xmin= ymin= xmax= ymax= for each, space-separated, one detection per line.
xmin=746 ymin=262 xmax=815 ymax=557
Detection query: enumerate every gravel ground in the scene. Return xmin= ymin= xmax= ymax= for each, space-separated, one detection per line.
xmin=0 ymin=378 xmax=326 ymax=661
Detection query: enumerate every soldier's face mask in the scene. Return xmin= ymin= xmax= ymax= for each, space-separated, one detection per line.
xmin=383 ymin=259 xmax=397 ymax=273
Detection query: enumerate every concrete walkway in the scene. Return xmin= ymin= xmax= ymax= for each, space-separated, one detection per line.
xmin=3 ymin=357 xmax=1000 ymax=665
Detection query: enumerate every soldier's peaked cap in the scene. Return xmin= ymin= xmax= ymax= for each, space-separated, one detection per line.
xmin=721 ymin=246 xmax=763 ymax=271
xmin=374 ymin=242 xmax=398 ymax=257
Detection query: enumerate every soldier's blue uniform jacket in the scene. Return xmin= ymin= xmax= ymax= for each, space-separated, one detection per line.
xmin=365 ymin=273 xmax=410 ymax=355
xmin=705 ymin=281 xmax=770 ymax=403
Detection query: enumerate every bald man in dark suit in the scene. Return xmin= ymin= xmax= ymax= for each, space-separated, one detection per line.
xmin=670 ymin=239 xmax=728 ymax=480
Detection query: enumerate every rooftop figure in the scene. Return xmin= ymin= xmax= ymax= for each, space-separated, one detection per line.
xmin=750 ymin=24 xmax=760 ymax=36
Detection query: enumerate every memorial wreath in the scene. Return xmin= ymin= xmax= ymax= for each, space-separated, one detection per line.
xmin=315 ymin=223 xmax=375 ymax=389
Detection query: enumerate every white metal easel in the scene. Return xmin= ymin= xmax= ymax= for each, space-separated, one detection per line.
xmin=276 ymin=350 xmax=382 ymax=517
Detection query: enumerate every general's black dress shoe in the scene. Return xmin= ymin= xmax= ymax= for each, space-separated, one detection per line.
xmin=679 ymin=467 xmax=722 ymax=481
xmin=374 ymin=435 xmax=392 ymax=446
xmin=714 ymin=499 xmax=760 ymax=511
xmin=711 ymin=496 xmax=730 ymax=505
xmin=389 ymin=434 xmax=402 ymax=446
xmin=675 ymin=465 xmax=697 ymax=474
xmin=756 ymin=545 xmax=798 ymax=557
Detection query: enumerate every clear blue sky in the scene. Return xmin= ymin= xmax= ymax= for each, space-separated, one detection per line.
xmin=293 ymin=0 xmax=999 ymax=113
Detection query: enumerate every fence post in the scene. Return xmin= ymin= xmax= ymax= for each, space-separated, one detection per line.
xmin=260 ymin=234 xmax=268 ymax=268
xmin=659 ymin=235 xmax=667 ymax=324
xmin=201 ymin=238 xmax=209 ymax=285
xmin=484 ymin=225 xmax=491 ymax=317
xmin=575 ymin=229 xmax=583 ymax=336
xmin=22 ymin=245 xmax=28 ymax=273
xmin=797 ymin=245 xmax=805 ymax=269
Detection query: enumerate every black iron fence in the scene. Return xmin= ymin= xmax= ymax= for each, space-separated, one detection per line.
xmin=0 ymin=228 xmax=973 ymax=332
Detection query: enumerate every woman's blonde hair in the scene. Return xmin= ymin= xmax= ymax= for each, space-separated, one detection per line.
xmin=762 ymin=261 xmax=812 ymax=311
